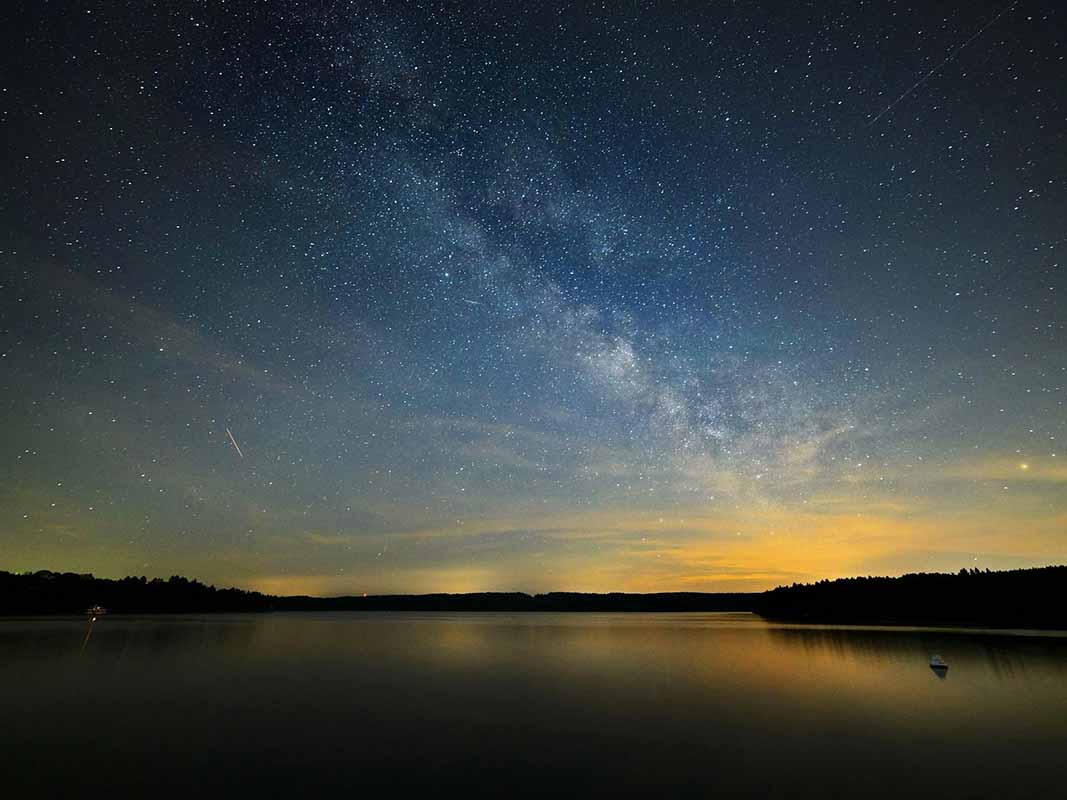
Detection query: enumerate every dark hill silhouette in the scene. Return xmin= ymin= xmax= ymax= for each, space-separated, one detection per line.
xmin=3 ymin=565 xmax=1066 ymax=629
xmin=281 ymin=591 xmax=753 ymax=612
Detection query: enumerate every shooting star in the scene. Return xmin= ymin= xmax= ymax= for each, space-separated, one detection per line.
xmin=226 ymin=427 xmax=245 ymax=459
xmin=869 ymin=0 xmax=1019 ymax=126
xmin=462 ymin=298 xmax=484 ymax=306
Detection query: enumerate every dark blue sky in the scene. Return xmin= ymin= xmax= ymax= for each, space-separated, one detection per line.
xmin=2 ymin=0 xmax=1064 ymax=594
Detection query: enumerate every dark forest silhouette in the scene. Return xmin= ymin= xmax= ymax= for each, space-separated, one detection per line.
xmin=0 ymin=571 xmax=273 ymax=614
xmin=756 ymin=565 xmax=1067 ymax=628
xmin=3 ymin=565 xmax=1066 ymax=628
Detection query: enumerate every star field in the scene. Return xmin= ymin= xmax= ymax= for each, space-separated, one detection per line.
xmin=2 ymin=0 xmax=1064 ymax=594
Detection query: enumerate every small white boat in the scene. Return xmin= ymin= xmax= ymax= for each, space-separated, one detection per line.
xmin=86 ymin=606 xmax=107 ymax=618
xmin=929 ymin=654 xmax=948 ymax=669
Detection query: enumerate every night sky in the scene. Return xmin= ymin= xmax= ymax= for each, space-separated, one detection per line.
xmin=2 ymin=1 xmax=1064 ymax=595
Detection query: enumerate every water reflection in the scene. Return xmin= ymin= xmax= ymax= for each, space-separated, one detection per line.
xmin=762 ymin=623 xmax=1067 ymax=685
xmin=2 ymin=613 xmax=1066 ymax=797
xmin=80 ymin=615 xmax=96 ymax=654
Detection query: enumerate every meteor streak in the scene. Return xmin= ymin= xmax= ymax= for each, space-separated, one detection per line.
xmin=868 ymin=0 xmax=1019 ymax=126
xmin=226 ymin=427 xmax=245 ymax=459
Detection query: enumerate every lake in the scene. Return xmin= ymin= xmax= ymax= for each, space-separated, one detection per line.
xmin=3 ymin=612 xmax=1066 ymax=797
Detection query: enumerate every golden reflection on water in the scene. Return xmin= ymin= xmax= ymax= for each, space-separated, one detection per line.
xmin=4 ymin=612 xmax=1067 ymax=796
xmin=208 ymin=611 xmax=1067 ymax=734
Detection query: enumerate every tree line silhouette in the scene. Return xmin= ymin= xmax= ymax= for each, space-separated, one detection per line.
xmin=0 ymin=571 xmax=272 ymax=614
xmin=755 ymin=565 xmax=1067 ymax=628
xmin=3 ymin=565 xmax=1065 ymax=627
xmin=0 ymin=570 xmax=751 ymax=613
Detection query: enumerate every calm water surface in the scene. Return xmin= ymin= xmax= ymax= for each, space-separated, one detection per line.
xmin=4 ymin=612 xmax=1066 ymax=797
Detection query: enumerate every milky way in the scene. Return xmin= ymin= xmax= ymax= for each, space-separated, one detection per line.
xmin=2 ymin=1 xmax=1064 ymax=593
